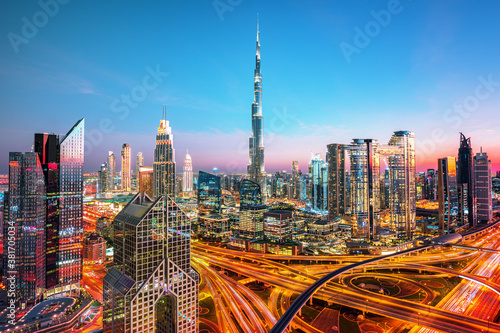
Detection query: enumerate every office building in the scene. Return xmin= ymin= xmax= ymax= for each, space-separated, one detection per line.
xmin=83 ymin=233 xmax=106 ymax=264
xmin=183 ymin=151 xmax=193 ymax=193
xmin=197 ymin=171 xmax=222 ymax=215
xmin=98 ymin=162 xmax=107 ymax=194
xmin=34 ymin=119 xmax=84 ymax=294
xmin=136 ymin=152 xmax=144 ymax=174
xmin=387 ymin=130 xmax=416 ymax=239
xmin=239 ymin=204 xmax=267 ymax=240
xmin=309 ymin=153 xmax=328 ymax=212
xmin=199 ymin=214 xmax=231 ymax=238
xmin=457 ymin=133 xmax=477 ymax=228
xmin=327 ymin=144 xmax=346 ymax=220
xmin=474 ymin=150 xmax=492 ymax=223
xmin=103 ymin=194 xmax=198 ymax=332
xmin=438 ymin=157 xmax=458 ymax=235
xmin=121 ymin=143 xmax=131 ymax=191
xmin=240 ymin=179 xmax=262 ymax=206
xmin=4 ymin=152 xmax=46 ymax=309
xmin=264 ymin=210 xmax=293 ymax=243
xmin=292 ymin=161 xmax=299 ymax=199
xmin=139 ymin=166 xmax=154 ymax=198
xmin=107 ymin=151 xmax=116 ymax=192
xmin=153 ymin=106 xmax=176 ymax=198
xmin=247 ymin=20 xmax=267 ymax=203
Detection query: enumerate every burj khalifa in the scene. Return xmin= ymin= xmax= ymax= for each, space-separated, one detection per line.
xmin=248 ymin=19 xmax=267 ymax=202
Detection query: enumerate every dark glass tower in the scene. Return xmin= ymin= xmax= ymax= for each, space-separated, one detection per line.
xmin=240 ymin=179 xmax=262 ymax=206
xmin=457 ymin=133 xmax=477 ymax=228
xmin=34 ymin=118 xmax=85 ymax=292
xmin=4 ymin=152 xmax=46 ymax=310
xmin=248 ymin=19 xmax=267 ymax=202
xmin=153 ymin=106 xmax=176 ymax=199
xmin=327 ymin=144 xmax=346 ymax=220
xmin=197 ymin=171 xmax=222 ymax=215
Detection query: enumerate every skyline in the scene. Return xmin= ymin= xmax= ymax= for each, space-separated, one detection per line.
xmin=1 ymin=1 xmax=500 ymax=174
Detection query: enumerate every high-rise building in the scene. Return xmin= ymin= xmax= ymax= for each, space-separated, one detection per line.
xmin=240 ymin=179 xmax=262 ymax=206
xmin=457 ymin=133 xmax=477 ymax=228
xmin=4 ymin=152 xmax=46 ymax=310
xmin=438 ymin=157 xmax=458 ymax=235
xmin=327 ymin=144 xmax=346 ymax=220
xmin=239 ymin=204 xmax=267 ymax=240
xmin=153 ymin=106 xmax=176 ymax=198
xmin=198 ymin=171 xmax=222 ymax=215
xmin=107 ymin=151 xmax=116 ymax=192
xmin=426 ymin=169 xmax=436 ymax=200
xmin=247 ymin=20 xmax=267 ymax=203
xmin=474 ymin=150 xmax=492 ymax=223
xmin=308 ymin=154 xmax=328 ymax=212
xmin=292 ymin=161 xmax=299 ymax=199
xmin=98 ymin=163 xmax=108 ymax=194
xmin=34 ymin=119 xmax=85 ymax=293
xmin=103 ymin=194 xmax=198 ymax=333
xmin=136 ymin=152 xmax=144 ymax=174
xmin=348 ymin=139 xmax=380 ymax=241
xmin=387 ymin=130 xmax=416 ymax=239
xmin=264 ymin=210 xmax=293 ymax=243
xmin=139 ymin=166 xmax=154 ymax=198
xmin=121 ymin=143 xmax=131 ymax=191
xmin=183 ymin=151 xmax=193 ymax=193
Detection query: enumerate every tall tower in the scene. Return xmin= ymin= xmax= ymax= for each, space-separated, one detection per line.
xmin=121 ymin=143 xmax=131 ymax=191
xmin=438 ymin=157 xmax=458 ymax=235
xmin=292 ymin=161 xmax=299 ymax=199
xmin=34 ymin=119 xmax=84 ymax=294
xmin=457 ymin=133 xmax=477 ymax=228
xmin=474 ymin=149 xmax=492 ymax=223
xmin=153 ymin=106 xmax=176 ymax=198
xmin=107 ymin=151 xmax=116 ymax=192
xmin=248 ymin=17 xmax=266 ymax=202
xmin=183 ymin=151 xmax=193 ymax=193
xmin=136 ymin=152 xmax=144 ymax=174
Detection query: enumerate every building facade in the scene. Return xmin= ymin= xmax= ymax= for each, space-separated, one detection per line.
xmin=153 ymin=106 xmax=176 ymax=198
xmin=183 ymin=151 xmax=193 ymax=193
xmin=103 ymin=194 xmax=198 ymax=333
xmin=474 ymin=150 xmax=492 ymax=223
xmin=107 ymin=151 xmax=116 ymax=192
xmin=121 ymin=143 xmax=131 ymax=191
xmin=264 ymin=210 xmax=293 ymax=243
xmin=247 ymin=21 xmax=267 ymax=203
xmin=438 ymin=157 xmax=458 ymax=235
xmin=457 ymin=133 xmax=477 ymax=228
xmin=83 ymin=233 xmax=106 ymax=264
xmin=197 ymin=171 xmax=222 ymax=215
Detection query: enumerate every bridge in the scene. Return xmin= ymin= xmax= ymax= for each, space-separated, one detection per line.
xmin=269 ymin=220 xmax=500 ymax=333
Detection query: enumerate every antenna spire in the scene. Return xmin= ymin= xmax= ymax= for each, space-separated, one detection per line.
xmin=257 ymin=13 xmax=260 ymax=42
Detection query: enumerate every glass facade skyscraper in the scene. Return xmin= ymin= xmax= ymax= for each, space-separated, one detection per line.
xmin=154 ymin=106 xmax=176 ymax=198
xmin=457 ymin=133 xmax=477 ymax=228
xmin=197 ymin=171 xmax=222 ymax=215
xmin=474 ymin=150 xmax=492 ymax=223
xmin=121 ymin=143 xmax=131 ymax=191
xmin=327 ymin=144 xmax=346 ymax=220
xmin=438 ymin=157 xmax=458 ymax=235
xmin=240 ymin=179 xmax=262 ymax=206
xmin=4 ymin=152 xmax=46 ymax=310
xmin=308 ymin=154 xmax=328 ymax=213
xmin=247 ymin=20 xmax=267 ymax=203
xmin=34 ymin=118 xmax=84 ymax=292
xmin=107 ymin=151 xmax=116 ymax=192
xmin=104 ymin=193 xmax=198 ymax=333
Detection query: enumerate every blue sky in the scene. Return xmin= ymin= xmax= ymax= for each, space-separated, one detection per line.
xmin=1 ymin=0 xmax=500 ymax=174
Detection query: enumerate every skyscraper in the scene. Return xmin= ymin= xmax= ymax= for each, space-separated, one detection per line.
xmin=183 ymin=151 xmax=193 ymax=193
xmin=139 ymin=166 xmax=154 ymax=198
xmin=98 ymin=162 xmax=108 ymax=194
xmin=474 ymin=150 xmax=492 ymax=223
xmin=327 ymin=144 xmax=346 ymax=220
xmin=121 ymin=143 xmax=131 ymax=191
xmin=198 ymin=171 xmax=222 ymax=215
xmin=291 ymin=161 xmax=299 ymax=199
xmin=107 ymin=151 xmax=116 ymax=192
xmin=387 ymin=130 xmax=416 ymax=239
xmin=153 ymin=106 xmax=176 ymax=198
xmin=308 ymin=154 xmax=328 ymax=212
xmin=247 ymin=20 xmax=267 ymax=203
xmin=103 ymin=194 xmax=198 ymax=333
xmin=136 ymin=152 xmax=144 ymax=174
xmin=457 ymin=133 xmax=477 ymax=228
xmin=34 ymin=119 xmax=85 ymax=293
xmin=240 ymin=179 xmax=262 ymax=206
xmin=4 ymin=152 xmax=46 ymax=310
xmin=438 ymin=157 xmax=458 ymax=235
